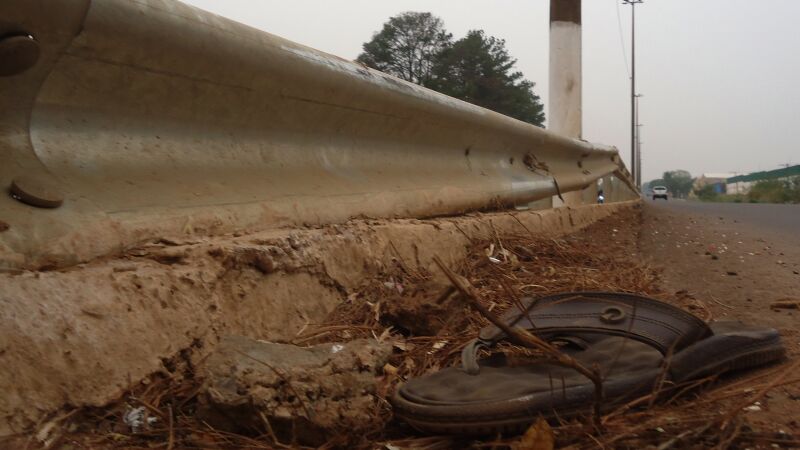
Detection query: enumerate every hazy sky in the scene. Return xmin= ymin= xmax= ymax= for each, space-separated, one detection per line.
xmin=182 ymin=0 xmax=799 ymax=181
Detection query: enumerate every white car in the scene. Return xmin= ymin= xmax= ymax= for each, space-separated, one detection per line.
xmin=652 ymin=186 xmax=668 ymax=200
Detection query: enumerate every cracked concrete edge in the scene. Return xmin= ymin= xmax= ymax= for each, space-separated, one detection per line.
xmin=0 ymin=200 xmax=638 ymax=436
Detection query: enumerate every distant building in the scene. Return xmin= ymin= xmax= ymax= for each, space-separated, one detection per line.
xmin=693 ymin=173 xmax=736 ymax=195
xmin=726 ymin=165 xmax=800 ymax=195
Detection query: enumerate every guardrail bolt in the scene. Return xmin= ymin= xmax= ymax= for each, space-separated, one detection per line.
xmin=0 ymin=34 xmax=40 ymax=76
xmin=9 ymin=175 xmax=64 ymax=208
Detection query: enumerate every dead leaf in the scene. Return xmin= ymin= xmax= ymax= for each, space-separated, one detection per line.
xmin=515 ymin=417 xmax=554 ymax=450
xmin=382 ymin=363 xmax=398 ymax=375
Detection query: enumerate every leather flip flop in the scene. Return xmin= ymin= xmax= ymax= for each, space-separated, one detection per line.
xmin=392 ymin=292 xmax=785 ymax=435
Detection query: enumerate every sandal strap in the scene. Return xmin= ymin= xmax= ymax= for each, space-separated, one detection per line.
xmin=461 ymin=292 xmax=712 ymax=373
xmin=460 ymin=339 xmax=487 ymax=375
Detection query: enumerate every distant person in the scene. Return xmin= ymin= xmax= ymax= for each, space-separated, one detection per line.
xmin=597 ymin=189 xmax=605 ymax=204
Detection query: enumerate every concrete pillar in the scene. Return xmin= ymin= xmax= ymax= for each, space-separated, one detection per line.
xmin=549 ymin=0 xmax=585 ymax=206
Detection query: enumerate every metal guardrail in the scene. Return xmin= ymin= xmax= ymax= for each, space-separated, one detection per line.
xmin=0 ymin=0 xmax=636 ymax=270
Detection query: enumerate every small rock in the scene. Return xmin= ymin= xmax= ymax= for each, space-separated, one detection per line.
xmin=227 ymin=247 xmax=279 ymax=273
xmin=726 ymin=271 xmax=738 ymax=276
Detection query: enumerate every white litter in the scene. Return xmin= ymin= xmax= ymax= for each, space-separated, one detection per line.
xmin=123 ymin=406 xmax=148 ymax=432
xmin=432 ymin=341 xmax=448 ymax=350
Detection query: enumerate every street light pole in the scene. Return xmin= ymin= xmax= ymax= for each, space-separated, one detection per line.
xmin=624 ymin=0 xmax=643 ymax=187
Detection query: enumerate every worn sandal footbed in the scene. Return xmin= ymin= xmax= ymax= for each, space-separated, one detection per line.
xmin=392 ymin=292 xmax=785 ymax=435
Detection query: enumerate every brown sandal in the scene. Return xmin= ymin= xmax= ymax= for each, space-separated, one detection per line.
xmin=392 ymin=292 xmax=785 ymax=435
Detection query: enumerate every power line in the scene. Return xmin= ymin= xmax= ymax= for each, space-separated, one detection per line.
xmin=615 ymin=0 xmax=631 ymax=79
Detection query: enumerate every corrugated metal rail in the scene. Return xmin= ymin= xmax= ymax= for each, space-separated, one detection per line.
xmin=0 ymin=0 xmax=635 ymax=269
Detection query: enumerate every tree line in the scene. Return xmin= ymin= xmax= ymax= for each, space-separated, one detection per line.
xmin=645 ymin=170 xmax=694 ymax=199
xmin=357 ymin=12 xmax=545 ymax=127
xmin=645 ymin=170 xmax=800 ymax=204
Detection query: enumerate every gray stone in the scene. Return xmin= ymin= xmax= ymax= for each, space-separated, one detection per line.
xmin=198 ymin=336 xmax=391 ymax=445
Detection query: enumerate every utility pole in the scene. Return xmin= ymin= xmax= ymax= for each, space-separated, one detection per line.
xmin=549 ymin=0 xmax=583 ymax=205
xmin=636 ymin=128 xmax=643 ymax=186
xmin=637 ymin=143 xmax=643 ymax=185
xmin=623 ymin=0 xmax=643 ymax=188
xmin=635 ymin=93 xmax=642 ymax=186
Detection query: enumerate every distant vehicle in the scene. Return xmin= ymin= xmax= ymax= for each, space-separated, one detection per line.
xmin=652 ymin=186 xmax=668 ymax=200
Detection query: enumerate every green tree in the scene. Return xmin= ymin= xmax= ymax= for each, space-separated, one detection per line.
xmin=662 ymin=170 xmax=693 ymax=199
xmin=356 ymin=12 xmax=452 ymax=85
xmin=791 ymin=176 xmax=800 ymax=203
xmin=644 ymin=179 xmax=665 ymax=191
xmin=747 ymin=178 xmax=800 ymax=204
xmin=429 ymin=30 xmax=545 ymax=126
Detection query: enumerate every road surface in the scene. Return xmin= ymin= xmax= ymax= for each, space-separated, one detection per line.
xmin=645 ymin=198 xmax=800 ymax=238
xmin=638 ymin=200 xmax=800 ymax=434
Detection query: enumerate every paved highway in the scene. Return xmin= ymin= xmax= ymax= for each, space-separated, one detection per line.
xmin=646 ymin=198 xmax=800 ymax=237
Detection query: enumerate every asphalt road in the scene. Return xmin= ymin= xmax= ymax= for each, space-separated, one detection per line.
xmin=645 ymin=198 xmax=800 ymax=238
xmin=640 ymin=197 xmax=800 ymax=432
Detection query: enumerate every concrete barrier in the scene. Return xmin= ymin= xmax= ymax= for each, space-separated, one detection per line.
xmin=0 ymin=199 xmax=638 ymax=435
xmin=0 ymin=0 xmax=635 ymax=270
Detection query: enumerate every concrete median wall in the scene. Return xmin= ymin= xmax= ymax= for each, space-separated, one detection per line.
xmin=0 ymin=200 xmax=638 ymax=436
xmin=1 ymin=0 xmax=634 ymax=271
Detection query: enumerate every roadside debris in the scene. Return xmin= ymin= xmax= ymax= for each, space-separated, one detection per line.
xmin=122 ymin=406 xmax=157 ymax=433
xmin=515 ymin=418 xmax=554 ymax=450
xmin=380 ymin=283 xmax=466 ymax=336
xmin=770 ymin=299 xmax=800 ymax=310
xmin=197 ymin=336 xmax=391 ymax=446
